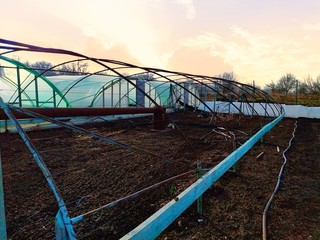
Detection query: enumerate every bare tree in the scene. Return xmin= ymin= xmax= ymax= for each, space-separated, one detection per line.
xmin=304 ymin=75 xmax=320 ymax=94
xmin=216 ymin=71 xmax=237 ymax=81
xmin=58 ymin=62 xmax=88 ymax=75
xmin=133 ymin=73 xmax=155 ymax=81
xmin=298 ymin=81 xmax=308 ymax=94
xmin=265 ymin=80 xmax=277 ymax=93
xmin=25 ymin=61 xmax=56 ymax=76
xmin=276 ymin=73 xmax=297 ymax=95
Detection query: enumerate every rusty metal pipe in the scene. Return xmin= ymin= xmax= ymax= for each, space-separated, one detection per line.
xmin=0 ymin=107 xmax=155 ymax=119
xmin=0 ymin=107 xmax=167 ymax=130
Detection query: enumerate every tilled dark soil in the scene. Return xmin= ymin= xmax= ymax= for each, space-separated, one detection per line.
xmin=160 ymin=118 xmax=320 ymax=240
xmin=0 ymin=113 xmax=319 ymax=239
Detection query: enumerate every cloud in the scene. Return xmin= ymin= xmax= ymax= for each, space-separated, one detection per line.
xmin=180 ymin=26 xmax=318 ymax=86
xmin=175 ymin=0 xmax=197 ymax=19
xmin=167 ymin=46 xmax=233 ymax=76
xmin=302 ymin=22 xmax=320 ymax=31
xmin=82 ymin=37 xmax=142 ymax=65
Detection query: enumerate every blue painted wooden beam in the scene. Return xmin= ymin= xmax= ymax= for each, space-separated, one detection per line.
xmin=121 ymin=113 xmax=285 ymax=240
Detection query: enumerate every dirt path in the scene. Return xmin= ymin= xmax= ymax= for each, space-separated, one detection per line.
xmin=267 ymin=118 xmax=320 ymax=240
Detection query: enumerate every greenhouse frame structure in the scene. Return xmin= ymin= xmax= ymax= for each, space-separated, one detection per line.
xmin=0 ymin=38 xmax=284 ymax=239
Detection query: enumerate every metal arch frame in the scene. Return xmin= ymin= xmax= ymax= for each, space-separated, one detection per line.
xmin=147 ymin=79 xmax=200 ymax=108
xmin=149 ymin=81 xmax=174 ymax=107
xmin=180 ymin=74 xmax=282 ymax=117
xmin=98 ymin=64 xmax=264 ymax=117
xmin=207 ymin=76 xmax=283 ymax=115
xmin=209 ymin=78 xmax=280 ymax=116
xmin=110 ymin=77 xmax=141 ymax=108
xmin=123 ymin=72 xmax=176 ymax=107
xmin=142 ymin=70 xmax=205 ymax=111
xmin=118 ymin=72 xmax=175 ymax=107
xmin=125 ymin=72 xmax=166 ymax=106
xmin=8 ymin=70 xmax=38 ymax=107
xmin=0 ymin=38 xmax=283 ymax=117
xmin=113 ymin=78 xmax=164 ymax=108
xmin=176 ymin=74 xmax=279 ymax=117
xmin=52 ymin=62 xmax=108 ymax=107
xmin=0 ymin=55 xmax=71 ymax=107
xmin=97 ymin=64 xmax=216 ymax=115
xmin=0 ymin=38 xmax=285 ymax=240
xmin=158 ymin=72 xmax=247 ymax=116
xmin=199 ymin=76 xmax=264 ymax=117
xmin=80 ymin=59 xmax=281 ymax=117
xmin=0 ymin=39 xmax=160 ymax=109
xmin=89 ymin=75 xmax=122 ymax=107
xmin=18 ymin=58 xmax=92 ymax=107
xmin=127 ymin=65 xmax=283 ymax=116
xmin=0 ymin=74 xmax=36 ymax=107
xmin=142 ymin=73 xmax=199 ymax=107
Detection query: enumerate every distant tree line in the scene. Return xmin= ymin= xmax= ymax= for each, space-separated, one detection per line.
xmin=24 ymin=60 xmax=88 ymax=76
xmin=265 ymin=73 xmax=320 ymax=94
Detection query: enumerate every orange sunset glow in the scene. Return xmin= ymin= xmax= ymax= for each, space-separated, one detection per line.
xmin=2 ymin=0 xmax=320 ymax=86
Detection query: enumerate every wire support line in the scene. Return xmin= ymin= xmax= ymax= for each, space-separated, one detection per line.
xmin=70 ymin=170 xmax=194 ymax=224
xmin=76 ymin=192 xmax=155 ymax=239
xmin=262 ymin=120 xmax=298 ymax=240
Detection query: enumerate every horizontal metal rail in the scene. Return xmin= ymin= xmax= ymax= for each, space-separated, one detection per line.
xmin=0 ymin=107 xmax=157 ymax=120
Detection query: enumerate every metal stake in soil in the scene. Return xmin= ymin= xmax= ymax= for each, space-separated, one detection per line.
xmin=197 ymin=160 xmax=203 ymax=215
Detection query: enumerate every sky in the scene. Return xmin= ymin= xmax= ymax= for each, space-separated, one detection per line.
xmin=2 ymin=0 xmax=320 ymax=86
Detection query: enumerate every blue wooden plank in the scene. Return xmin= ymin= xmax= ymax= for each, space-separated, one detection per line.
xmin=121 ymin=113 xmax=285 ymax=240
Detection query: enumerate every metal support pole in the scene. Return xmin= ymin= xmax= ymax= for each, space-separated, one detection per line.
xmin=184 ymin=83 xmax=187 ymax=111
xmin=265 ymin=101 xmax=268 ymax=118
xmin=102 ymin=88 xmax=105 ymax=108
xmin=213 ymin=83 xmax=216 ymax=112
xmin=196 ymin=160 xmax=203 ymax=216
xmin=34 ymin=76 xmax=39 ymax=107
xmin=111 ymin=80 xmax=114 ymax=107
xmin=127 ymin=81 xmax=129 ymax=107
xmin=119 ymin=80 xmax=122 ymax=107
xmin=228 ymin=82 xmax=231 ymax=114
xmin=0 ymin=149 xmax=7 ymax=240
xmin=16 ymin=66 xmax=22 ymax=107
xmin=53 ymin=90 xmax=56 ymax=107
xmin=136 ymin=80 xmax=145 ymax=108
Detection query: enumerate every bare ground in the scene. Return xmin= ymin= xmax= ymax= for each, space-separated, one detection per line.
xmin=0 ymin=112 xmax=319 ymax=239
